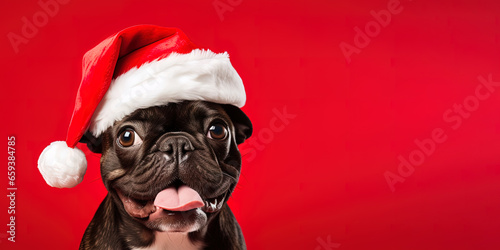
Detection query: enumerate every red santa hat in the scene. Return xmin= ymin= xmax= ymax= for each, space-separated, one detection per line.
xmin=37 ymin=25 xmax=246 ymax=188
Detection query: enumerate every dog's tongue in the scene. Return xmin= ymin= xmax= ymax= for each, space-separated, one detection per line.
xmin=154 ymin=185 xmax=204 ymax=211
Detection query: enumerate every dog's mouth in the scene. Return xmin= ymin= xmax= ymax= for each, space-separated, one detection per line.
xmin=116 ymin=185 xmax=227 ymax=220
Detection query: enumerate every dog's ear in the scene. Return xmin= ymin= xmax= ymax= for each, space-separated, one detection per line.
xmin=222 ymin=104 xmax=253 ymax=144
xmin=79 ymin=131 xmax=103 ymax=153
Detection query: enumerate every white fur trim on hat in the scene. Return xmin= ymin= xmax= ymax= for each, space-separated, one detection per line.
xmin=37 ymin=141 xmax=87 ymax=188
xmin=89 ymin=49 xmax=246 ymax=137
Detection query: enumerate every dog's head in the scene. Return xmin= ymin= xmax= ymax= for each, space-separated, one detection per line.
xmin=83 ymin=101 xmax=252 ymax=233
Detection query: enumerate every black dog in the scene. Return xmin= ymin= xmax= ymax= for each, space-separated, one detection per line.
xmin=79 ymin=101 xmax=252 ymax=249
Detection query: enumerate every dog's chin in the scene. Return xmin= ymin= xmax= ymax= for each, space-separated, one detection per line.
xmin=115 ymin=188 xmax=228 ymax=233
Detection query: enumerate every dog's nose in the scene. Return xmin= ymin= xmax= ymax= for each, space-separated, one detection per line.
xmin=158 ymin=135 xmax=195 ymax=162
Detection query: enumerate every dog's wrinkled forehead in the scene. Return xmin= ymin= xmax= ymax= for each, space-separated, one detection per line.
xmin=116 ymin=101 xmax=231 ymax=132
xmin=82 ymin=100 xmax=251 ymax=154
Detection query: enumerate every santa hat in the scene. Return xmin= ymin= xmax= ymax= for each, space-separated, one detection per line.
xmin=37 ymin=25 xmax=246 ymax=188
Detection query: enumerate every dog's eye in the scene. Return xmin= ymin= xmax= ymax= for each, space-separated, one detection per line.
xmin=207 ymin=124 xmax=228 ymax=140
xmin=118 ymin=129 xmax=142 ymax=147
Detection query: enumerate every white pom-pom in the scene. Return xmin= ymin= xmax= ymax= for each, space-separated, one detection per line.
xmin=37 ymin=141 xmax=87 ymax=188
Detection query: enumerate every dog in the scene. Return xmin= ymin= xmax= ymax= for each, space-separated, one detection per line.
xmin=78 ymin=101 xmax=252 ymax=249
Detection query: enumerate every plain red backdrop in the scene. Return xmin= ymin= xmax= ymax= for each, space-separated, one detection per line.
xmin=2 ymin=0 xmax=500 ymax=249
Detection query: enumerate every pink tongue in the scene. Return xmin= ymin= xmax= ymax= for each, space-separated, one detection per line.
xmin=154 ymin=185 xmax=204 ymax=212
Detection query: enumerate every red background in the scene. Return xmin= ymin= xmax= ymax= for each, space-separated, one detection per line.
xmin=2 ymin=0 xmax=500 ymax=249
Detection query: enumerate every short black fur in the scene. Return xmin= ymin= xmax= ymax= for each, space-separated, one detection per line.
xmin=79 ymin=101 xmax=251 ymax=250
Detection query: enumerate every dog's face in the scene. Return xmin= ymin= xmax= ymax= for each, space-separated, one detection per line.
xmin=92 ymin=101 xmax=251 ymax=233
